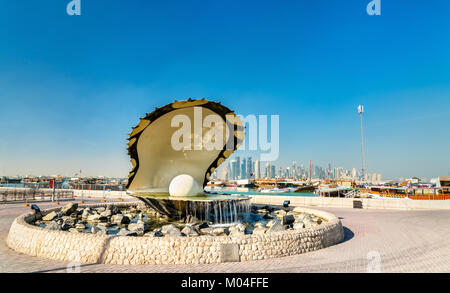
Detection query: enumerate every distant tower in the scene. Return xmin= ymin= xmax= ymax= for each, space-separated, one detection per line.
xmin=358 ymin=105 xmax=366 ymax=180
xmin=246 ymin=157 xmax=253 ymax=178
xmin=352 ymin=168 xmax=357 ymax=179
xmin=241 ymin=158 xmax=246 ymax=179
xmin=254 ymin=160 xmax=261 ymax=179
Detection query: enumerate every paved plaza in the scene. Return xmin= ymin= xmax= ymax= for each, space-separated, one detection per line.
xmin=1 ymin=199 xmax=450 ymax=273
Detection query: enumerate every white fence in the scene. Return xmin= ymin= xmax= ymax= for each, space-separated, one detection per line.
xmin=250 ymin=195 xmax=450 ymax=211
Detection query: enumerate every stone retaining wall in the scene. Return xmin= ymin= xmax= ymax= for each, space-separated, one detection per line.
xmin=6 ymin=203 xmax=344 ymax=265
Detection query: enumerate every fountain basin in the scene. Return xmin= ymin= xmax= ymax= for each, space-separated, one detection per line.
xmin=6 ymin=202 xmax=345 ymax=265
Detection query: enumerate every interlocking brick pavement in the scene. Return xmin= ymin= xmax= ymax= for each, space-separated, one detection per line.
xmin=1 ymin=200 xmax=450 ymax=273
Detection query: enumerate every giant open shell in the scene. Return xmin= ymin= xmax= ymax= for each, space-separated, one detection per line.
xmin=126 ymin=99 xmax=244 ymax=193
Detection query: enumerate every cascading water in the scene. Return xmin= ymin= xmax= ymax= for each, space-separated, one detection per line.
xmin=134 ymin=194 xmax=251 ymax=225
xmin=183 ymin=198 xmax=251 ymax=224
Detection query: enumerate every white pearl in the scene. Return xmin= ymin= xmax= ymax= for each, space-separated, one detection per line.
xmin=169 ymin=174 xmax=203 ymax=197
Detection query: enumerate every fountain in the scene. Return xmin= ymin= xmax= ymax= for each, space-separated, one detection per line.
xmin=6 ymin=99 xmax=345 ymax=265
xmin=125 ymin=98 xmax=250 ymax=224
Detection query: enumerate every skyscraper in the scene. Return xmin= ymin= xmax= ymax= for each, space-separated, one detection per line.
xmin=240 ymin=158 xmax=246 ymax=179
xmin=254 ymin=160 xmax=261 ymax=178
xmin=230 ymin=160 xmax=237 ymax=180
xmin=265 ymin=162 xmax=271 ymax=178
xmin=236 ymin=156 xmax=240 ymax=179
xmin=246 ymin=157 xmax=253 ymax=178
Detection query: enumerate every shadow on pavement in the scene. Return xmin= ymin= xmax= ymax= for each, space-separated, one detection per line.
xmin=342 ymin=226 xmax=354 ymax=242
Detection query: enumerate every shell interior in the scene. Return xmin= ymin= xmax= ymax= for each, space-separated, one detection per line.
xmin=126 ymin=99 xmax=244 ymax=194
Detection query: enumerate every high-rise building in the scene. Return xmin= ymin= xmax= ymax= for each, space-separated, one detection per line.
xmin=246 ymin=157 xmax=253 ymax=178
xmin=277 ymin=166 xmax=283 ymax=178
xmin=265 ymin=163 xmax=271 ymax=178
xmin=352 ymin=168 xmax=357 ymax=179
xmin=236 ymin=156 xmax=240 ymax=179
xmin=271 ymin=165 xmax=276 ymax=179
xmin=241 ymin=158 xmax=246 ymax=179
xmin=231 ymin=160 xmax=237 ymax=180
xmin=286 ymin=167 xmax=291 ymax=178
xmin=254 ymin=160 xmax=261 ymax=178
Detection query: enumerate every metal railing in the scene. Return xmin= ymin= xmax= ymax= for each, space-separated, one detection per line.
xmin=0 ymin=187 xmax=74 ymax=203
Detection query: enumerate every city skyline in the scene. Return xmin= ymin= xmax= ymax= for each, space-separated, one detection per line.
xmin=212 ymin=154 xmax=385 ymax=182
xmin=1 ymin=1 xmax=449 ymax=179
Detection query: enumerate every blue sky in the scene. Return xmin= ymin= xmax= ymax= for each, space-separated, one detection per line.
xmin=0 ymin=0 xmax=449 ymax=179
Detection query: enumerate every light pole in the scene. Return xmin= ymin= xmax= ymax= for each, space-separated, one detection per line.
xmin=358 ymin=105 xmax=366 ymax=182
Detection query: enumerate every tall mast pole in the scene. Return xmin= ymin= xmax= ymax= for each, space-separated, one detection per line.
xmin=309 ymin=160 xmax=312 ymax=184
xmin=358 ymin=105 xmax=366 ymax=181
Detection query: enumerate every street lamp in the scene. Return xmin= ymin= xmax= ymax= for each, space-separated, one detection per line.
xmin=358 ymin=105 xmax=366 ymax=181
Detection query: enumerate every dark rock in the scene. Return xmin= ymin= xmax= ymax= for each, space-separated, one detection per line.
xmin=282 ymin=215 xmax=295 ymax=225
xmin=98 ymin=216 xmax=108 ymax=223
xmin=197 ymin=222 xmax=209 ymax=229
xmin=61 ymin=223 xmax=72 ymax=230
xmin=33 ymin=211 xmax=43 ymax=221
xmin=60 ymin=203 xmax=78 ymax=216
xmin=144 ymin=230 xmax=163 ymax=237
xmin=46 ymin=221 xmax=61 ymax=231
xmin=106 ymin=205 xmax=120 ymax=215
xmin=263 ymin=213 xmax=274 ymax=219
xmin=61 ymin=216 xmax=75 ymax=227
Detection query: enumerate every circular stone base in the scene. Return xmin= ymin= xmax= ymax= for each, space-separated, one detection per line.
xmin=6 ymin=202 xmax=345 ymax=265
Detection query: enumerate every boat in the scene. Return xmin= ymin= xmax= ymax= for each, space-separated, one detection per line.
xmin=295 ymin=182 xmax=319 ymax=193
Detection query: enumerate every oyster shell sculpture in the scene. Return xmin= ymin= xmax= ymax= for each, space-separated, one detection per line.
xmin=126 ymin=99 xmax=244 ymax=196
